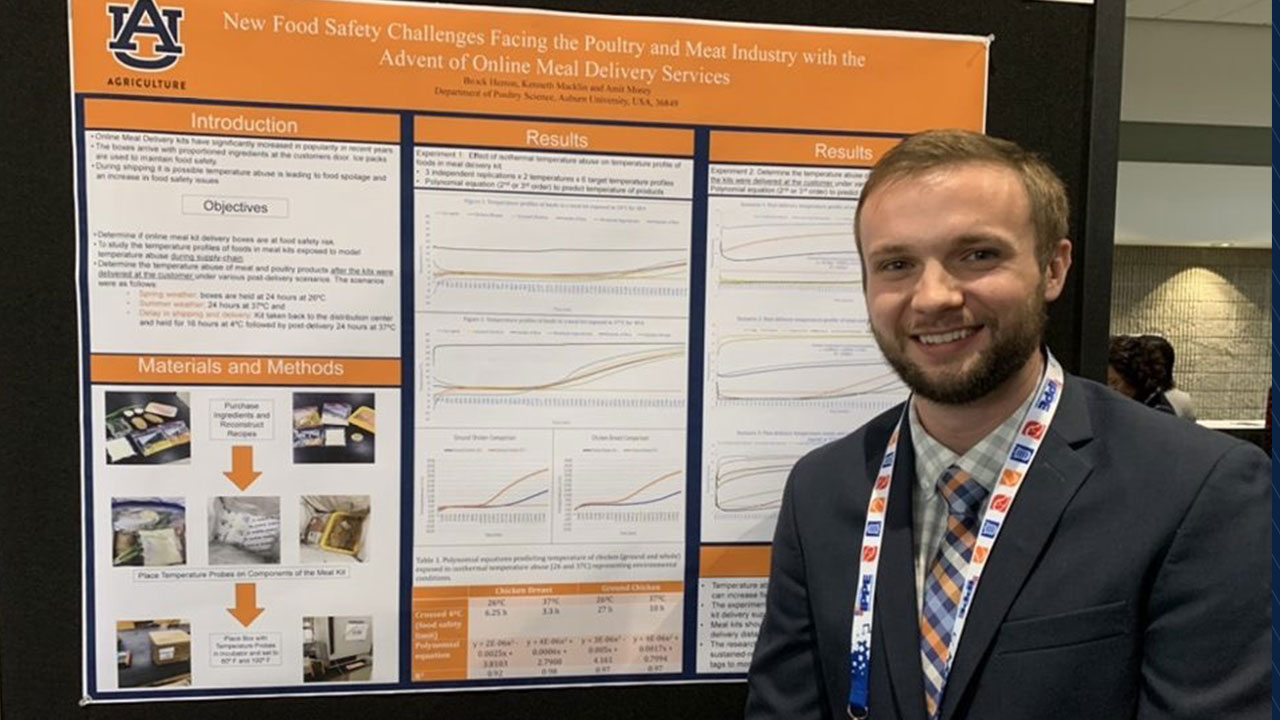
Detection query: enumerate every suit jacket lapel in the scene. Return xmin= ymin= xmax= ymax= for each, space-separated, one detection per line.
xmin=938 ymin=375 xmax=1096 ymax=720
xmin=873 ymin=417 xmax=929 ymax=720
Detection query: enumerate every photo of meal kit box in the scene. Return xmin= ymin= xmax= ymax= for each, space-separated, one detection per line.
xmin=149 ymin=629 xmax=191 ymax=666
xmin=117 ymin=620 xmax=193 ymax=689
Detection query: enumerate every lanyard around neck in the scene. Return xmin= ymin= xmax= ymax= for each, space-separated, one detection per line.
xmin=846 ymin=352 xmax=1065 ymax=719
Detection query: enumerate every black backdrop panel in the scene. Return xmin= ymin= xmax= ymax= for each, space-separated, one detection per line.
xmin=0 ymin=0 xmax=1113 ymax=717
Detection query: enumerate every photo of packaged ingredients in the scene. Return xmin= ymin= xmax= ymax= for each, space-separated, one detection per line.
xmin=293 ymin=427 xmax=324 ymax=447
xmin=321 ymin=402 xmax=352 ymax=426
xmin=112 ymin=498 xmax=186 ymax=567
xmin=208 ymin=496 xmax=282 ymax=565
xmin=104 ymin=392 xmax=192 ymax=465
xmin=293 ymin=405 xmax=322 ymax=429
xmin=292 ymin=393 xmax=375 ymax=464
xmin=348 ymin=405 xmax=375 ymax=433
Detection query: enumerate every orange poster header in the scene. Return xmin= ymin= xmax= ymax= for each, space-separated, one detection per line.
xmin=90 ymin=354 xmax=400 ymax=386
xmin=85 ymin=99 xmax=398 ymax=142
xmin=711 ymin=131 xmax=900 ymax=168
xmin=700 ymin=545 xmax=772 ymax=578
xmin=416 ymin=116 xmax=692 ymax=156
xmin=72 ymin=0 xmax=987 ymax=133
xmin=414 ymin=587 xmax=467 ymax=601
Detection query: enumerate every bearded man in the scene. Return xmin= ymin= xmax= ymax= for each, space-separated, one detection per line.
xmin=744 ymin=130 xmax=1268 ymax=720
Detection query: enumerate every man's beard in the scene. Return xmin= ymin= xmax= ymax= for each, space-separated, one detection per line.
xmin=872 ymin=292 xmax=1046 ymax=406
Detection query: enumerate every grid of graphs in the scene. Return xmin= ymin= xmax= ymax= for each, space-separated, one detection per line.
xmin=701 ymin=173 xmax=907 ymax=543
xmin=414 ymin=152 xmax=908 ymax=549
xmin=414 ymin=147 xmax=692 ymax=550
xmin=417 ymin=429 xmax=685 ymax=546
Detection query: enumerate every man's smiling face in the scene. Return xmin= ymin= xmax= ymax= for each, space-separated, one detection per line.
xmin=858 ymin=162 xmax=1065 ymax=405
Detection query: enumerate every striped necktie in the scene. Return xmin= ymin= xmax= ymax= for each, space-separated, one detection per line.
xmin=919 ymin=465 xmax=988 ymax=719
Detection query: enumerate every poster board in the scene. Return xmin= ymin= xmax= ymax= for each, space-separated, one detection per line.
xmin=0 ymin=0 xmax=1115 ymax=717
xmin=72 ymin=0 xmax=988 ymax=701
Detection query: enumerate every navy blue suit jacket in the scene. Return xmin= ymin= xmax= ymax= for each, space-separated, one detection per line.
xmin=745 ymin=376 xmax=1269 ymax=719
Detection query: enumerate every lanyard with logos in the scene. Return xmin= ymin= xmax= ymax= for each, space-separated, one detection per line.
xmin=846 ymin=353 xmax=1065 ymax=719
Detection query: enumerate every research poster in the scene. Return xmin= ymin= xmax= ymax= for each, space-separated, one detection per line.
xmin=73 ymin=0 xmax=987 ymax=701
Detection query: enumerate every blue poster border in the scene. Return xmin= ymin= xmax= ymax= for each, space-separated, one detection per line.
xmin=1268 ymin=17 xmax=1278 ymax=719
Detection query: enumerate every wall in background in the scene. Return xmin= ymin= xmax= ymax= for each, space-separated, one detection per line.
xmin=1121 ymin=18 xmax=1268 ymax=126
xmin=1114 ymin=18 xmax=1270 ymax=250
xmin=1110 ymin=246 xmax=1270 ymax=420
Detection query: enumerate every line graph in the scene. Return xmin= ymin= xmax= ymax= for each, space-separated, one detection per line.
xmin=432 ymin=342 xmax=685 ymax=402
xmin=572 ymin=470 xmax=682 ymax=511
xmin=438 ymin=468 xmax=551 ymax=512
xmin=554 ymin=429 xmax=685 ymax=544
xmin=700 ymin=433 xmax=848 ymax=543
xmin=417 ymin=429 xmax=553 ymax=546
xmin=565 ymin=467 xmax=684 ymax=533
xmin=417 ymin=190 xmax=692 ymax=315
xmin=713 ymin=334 xmax=906 ymax=403
xmin=711 ymin=455 xmax=792 ymax=513
xmin=709 ymin=199 xmax=862 ymax=289
xmin=418 ymin=313 xmax=687 ymax=428
xmin=423 ymin=339 xmax=687 ymax=430
xmin=432 ymin=244 xmax=688 ymax=284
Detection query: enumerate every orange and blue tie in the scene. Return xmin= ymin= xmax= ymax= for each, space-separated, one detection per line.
xmin=919 ymin=466 xmax=988 ymax=719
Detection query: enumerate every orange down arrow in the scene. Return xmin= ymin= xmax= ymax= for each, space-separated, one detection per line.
xmin=223 ymin=445 xmax=261 ymax=491
xmin=228 ymin=583 xmax=264 ymax=627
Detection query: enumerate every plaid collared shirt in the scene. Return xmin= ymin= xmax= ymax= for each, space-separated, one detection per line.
xmin=907 ymin=389 xmax=1037 ymax=610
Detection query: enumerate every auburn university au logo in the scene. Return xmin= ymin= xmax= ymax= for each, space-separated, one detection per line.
xmin=107 ymin=0 xmax=185 ymax=71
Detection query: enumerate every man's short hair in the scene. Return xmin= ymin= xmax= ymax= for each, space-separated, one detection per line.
xmin=854 ymin=129 xmax=1069 ymax=266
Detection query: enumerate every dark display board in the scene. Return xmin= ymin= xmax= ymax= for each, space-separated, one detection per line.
xmin=0 ymin=0 xmax=1120 ymax=717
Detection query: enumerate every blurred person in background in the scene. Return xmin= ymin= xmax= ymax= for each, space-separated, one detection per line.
xmin=1138 ymin=334 xmax=1195 ymax=420
xmin=1107 ymin=334 xmax=1176 ymax=415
